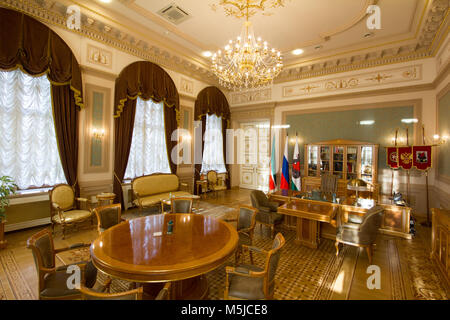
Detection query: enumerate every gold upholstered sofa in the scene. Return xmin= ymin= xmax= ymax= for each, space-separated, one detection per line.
xmin=131 ymin=173 xmax=191 ymax=213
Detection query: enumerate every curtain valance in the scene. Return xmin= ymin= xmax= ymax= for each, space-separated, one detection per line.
xmin=194 ymin=86 xmax=231 ymax=121
xmin=0 ymin=8 xmax=83 ymax=108
xmin=114 ymin=61 xmax=179 ymax=118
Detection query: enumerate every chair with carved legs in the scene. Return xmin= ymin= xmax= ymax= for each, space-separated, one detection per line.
xmin=335 ymin=206 xmax=383 ymax=264
xmin=224 ymin=233 xmax=285 ymax=300
xmin=49 ymin=184 xmax=93 ymax=239
xmin=27 ymin=229 xmax=97 ymax=300
xmin=224 ymin=206 xmax=257 ymax=265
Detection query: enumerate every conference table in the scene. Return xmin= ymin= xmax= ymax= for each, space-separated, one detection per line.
xmin=90 ymin=213 xmax=238 ymax=299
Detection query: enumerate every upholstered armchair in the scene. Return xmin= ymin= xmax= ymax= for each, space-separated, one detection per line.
xmin=250 ymin=190 xmax=283 ymax=238
xmin=224 ymin=233 xmax=285 ymax=300
xmin=49 ymin=184 xmax=93 ymax=239
xmin=27 ymin=229 xmax=97 ymax=300
xmin=206 ymin=170 xmax=227 ymax=198
xmin=320 ymin=174 xmax=338 ymax=197
xmin=335 ymin=206 xmax=384 ymax=264
xmin=224 ymin=206 xmax=257 ymax=264
xmin=170 ymin=197 xmax=193 ymax=213
xmin=94 ymin=203 xmax=125 ymax=234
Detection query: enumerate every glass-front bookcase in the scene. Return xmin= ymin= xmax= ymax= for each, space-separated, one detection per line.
xmin=305 ymin=139 xmax=378 ymax=183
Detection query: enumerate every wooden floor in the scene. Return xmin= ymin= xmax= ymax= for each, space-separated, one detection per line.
xmin=1 ymin=188 xmax=448 ymax=300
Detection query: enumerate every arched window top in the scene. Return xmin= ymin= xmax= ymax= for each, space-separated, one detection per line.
xmin=0 ymin=8 xmax=84 ymax=109
xmin=195 ymin=86 xmax=230 ymax=121
xmin=114 ymin=61 xmax=179 ymax=119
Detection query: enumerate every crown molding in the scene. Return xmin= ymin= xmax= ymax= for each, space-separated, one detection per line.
xmin=0 ymin=0 xmax=447 ymax=91
xmin=0 ymin=0 xmax=219 ymax=86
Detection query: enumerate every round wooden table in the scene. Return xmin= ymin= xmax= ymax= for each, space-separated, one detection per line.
xmin=90 ymin=213 xmax=238 ymax=299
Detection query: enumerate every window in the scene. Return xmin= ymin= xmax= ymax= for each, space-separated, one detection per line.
xmin=124 ymin=98 xmax=171 ymax=179
xmin=201 ymin=114 xmax=227 ymax=174
xmin=0 ymin=69 xmax=67 ymax=189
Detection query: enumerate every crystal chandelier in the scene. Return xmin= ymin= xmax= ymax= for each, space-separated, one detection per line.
xmin=211 ymin=1 xmax=285 ymax=91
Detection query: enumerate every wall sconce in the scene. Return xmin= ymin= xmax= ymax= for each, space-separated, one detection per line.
xmin=433 ymin=134 xmax=448 ymax=145
xmin=92 ymin=128 xmax=105 ymax=139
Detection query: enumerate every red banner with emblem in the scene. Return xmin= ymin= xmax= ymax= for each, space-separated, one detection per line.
xmin=398 ymin=146 xmax=413 ymax=170
xmin=413 ymin=146 xmax=432 ymax=171
xmin=387 ymin=147 xmax=399 ymax=169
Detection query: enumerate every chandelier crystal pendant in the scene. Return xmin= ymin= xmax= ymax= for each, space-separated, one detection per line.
xmin=211 ymin=1 xmax=284 ymax=91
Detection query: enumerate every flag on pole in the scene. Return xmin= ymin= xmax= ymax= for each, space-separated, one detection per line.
xmin=269 ymin=134 xmax=277 ymax=191
xmin=291 ymin=134 xmax=301 ymax=191
xmin=280 ymin=135 xmax=290 ymax=190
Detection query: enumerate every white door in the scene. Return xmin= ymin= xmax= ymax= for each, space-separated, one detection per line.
xmin=239 ymin=122 xmax=270 ymax=192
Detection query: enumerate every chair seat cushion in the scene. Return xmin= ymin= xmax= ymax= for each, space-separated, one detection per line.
xmin=41 ymin=270 xmax=81 ymax=298
xmin=133 ymin=191 xmax=191 ymax=207
xmin=52 ymin=210 xmax=92 ymax=224
xmin=228 ymin=264 xmax=265 ymax=300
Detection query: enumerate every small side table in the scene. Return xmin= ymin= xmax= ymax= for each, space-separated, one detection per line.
xmin=196 ymin=180 xmax=208 ymax=199
xmin=96 ymin=193 xmax=116 ymax=207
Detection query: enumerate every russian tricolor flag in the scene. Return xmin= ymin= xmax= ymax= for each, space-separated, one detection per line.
xmin=280 ymin=135 xmax=290 ymax=190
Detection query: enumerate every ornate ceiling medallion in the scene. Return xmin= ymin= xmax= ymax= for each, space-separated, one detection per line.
xmin=211 ymin=0 xmax=286 ymax=91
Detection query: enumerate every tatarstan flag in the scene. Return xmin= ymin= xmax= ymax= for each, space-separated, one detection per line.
xmin=291 ymin=136 xmax=301 ymax=191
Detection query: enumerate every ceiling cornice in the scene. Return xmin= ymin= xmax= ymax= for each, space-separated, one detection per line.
xmin=0 ymin=0 xmax=447 ymax=90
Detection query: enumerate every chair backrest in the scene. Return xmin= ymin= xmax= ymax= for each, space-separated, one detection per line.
xmin=250 ymin=190 xmax=269 ymax=209
xmin=50 ymin=184 xmax=75 ymax=211
xmin=263 ymin=233 xmax=285 ymax=296
xmin=320 ymin=174 xmax=338 ymax=194
xmin=27 ymin=229 xmax=56 ymax=271
xmin=79 ymin=286 xmax=144 ymax=300
xmin=171 ymin=198 xmax=193 ymax=213
xmin=155 ymin=282 xmax=171 ymax=300
xmin=132 ymin=173 xmax=179 ymax=197
xmin=237 ymin=206 xmax=257 ymax=232
xmin=207 ymin=170 xmax=218 ymax=185
xmin=94 ymin=204 xmax=122 ymax=233
xmin=360 ymin=206 xmax=383 ymax=237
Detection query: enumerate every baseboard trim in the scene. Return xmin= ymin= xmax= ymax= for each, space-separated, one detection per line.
xmin=5 ymin=217 xmax=51 ymax=232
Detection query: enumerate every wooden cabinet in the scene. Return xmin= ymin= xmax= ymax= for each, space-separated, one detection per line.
xmin=431 ymin=208 xmax=449 ymax=286
xmin=305 ymin=139 xmax=378 ymax=183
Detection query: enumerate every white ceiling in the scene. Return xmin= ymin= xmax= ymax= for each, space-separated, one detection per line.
xmin=87 ymin=0 xmax=422 ymax=64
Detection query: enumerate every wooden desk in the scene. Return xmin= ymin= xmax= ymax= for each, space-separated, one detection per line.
xmin=91 ymin=214 xmax=238 ymax=299
xmin=278 ymin=199 xmax=339 ymax=248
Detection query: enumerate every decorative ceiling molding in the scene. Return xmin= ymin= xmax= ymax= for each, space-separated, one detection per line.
xmin=282 ymin=65 xmax=423 ymax=98
xmin=0 ymin=0 xmax=447 ymax=92
xmin=0 ymin=0 xmax=219 ymax=85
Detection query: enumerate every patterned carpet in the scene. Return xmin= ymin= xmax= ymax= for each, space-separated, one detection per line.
xmin=1 ymin=200 xmax=449 ymax=300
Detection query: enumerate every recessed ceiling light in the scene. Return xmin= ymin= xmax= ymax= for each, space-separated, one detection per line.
xmin=99 ymin=0 xmax=112 ymax=3
xmin=292 ymin=49 xmax=304 ymax=55
xmin=360 ymin=120 xmax=375 ymax=125
xmin=401 ymin=118 xmax=419 ymax=124
xmin=202 ymin=51 xmax=213 ymax=58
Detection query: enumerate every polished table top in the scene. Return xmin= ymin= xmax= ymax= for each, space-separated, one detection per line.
xmin=91 ymin=214 xmax=238 ymax=282
xmin=277 ymin=198 xmax=339 ymax=223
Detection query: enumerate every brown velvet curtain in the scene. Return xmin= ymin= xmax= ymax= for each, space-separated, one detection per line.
xmin=194 ymin=87 xmax=231 ymax=192
xmin=113 ymin=61 xmax=180 ymax=206
xmin=0 ymin=8 xmax=83 ymax=193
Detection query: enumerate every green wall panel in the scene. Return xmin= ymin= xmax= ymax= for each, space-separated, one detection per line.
xmin=90 ymin=91 xmax=104 ymax=167
xmin=285 ymin=106 xmax=415 ymax=170
xmin=438 ymin=91 xmax=450 ymax=178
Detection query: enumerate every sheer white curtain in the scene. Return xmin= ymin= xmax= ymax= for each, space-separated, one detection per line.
xmin=201 ymin=114 xmax=227 ymax=174
xmin=0 ymin=69 xmax=66 ymax=189
xmin=124 ymin=98 xmax=171 ymax=179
